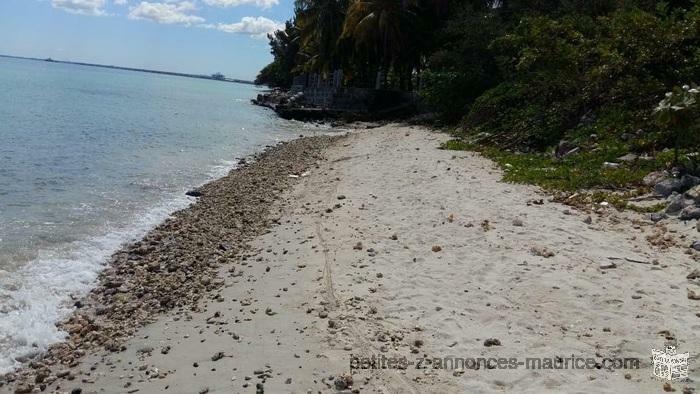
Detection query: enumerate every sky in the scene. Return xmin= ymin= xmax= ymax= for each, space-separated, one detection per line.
xmin=0 ymin=0 xmax=295 ymax=80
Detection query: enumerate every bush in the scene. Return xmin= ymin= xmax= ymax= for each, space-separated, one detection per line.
xmin=453 ymin=5 xmax=700 ymax=153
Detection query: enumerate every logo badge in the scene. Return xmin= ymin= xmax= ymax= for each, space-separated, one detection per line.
xmin=652 ymin=346 xmax=689 ymax=381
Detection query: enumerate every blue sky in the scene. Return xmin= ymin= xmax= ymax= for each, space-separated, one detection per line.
xmin=0 ymin=0 xmax=295 ymax=80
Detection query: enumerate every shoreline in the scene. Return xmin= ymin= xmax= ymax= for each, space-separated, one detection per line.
xmin=3 ymin=124 xmax=699 ymax=393
xmin=1 ymin=133 xmax=342 ymax=392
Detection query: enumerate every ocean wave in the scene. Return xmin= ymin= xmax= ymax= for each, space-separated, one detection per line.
xmin=0 ymin=191 xmax=193 ymax=374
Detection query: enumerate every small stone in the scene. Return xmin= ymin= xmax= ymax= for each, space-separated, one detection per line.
xmin=13 ymin=383 xmax=34 ymax=394
xmin=651 ymin=213 xmax=667 ymax=223
xmin=376 ymin=272 xmax=383 ymax=278
xmin=337 ymin=195 xmax=346 ymax=200
xmin=685 ymin=184 xmax=700 ymax=201
xmin=599 ymin=261 xmax=617 ymax=269
xmin=431 ymin=245 xmax=442 ymax=252
xmin=643 ymin=171 xmax=668 ymax=187
xmin=390 ymin=234 xmax=398 ymax=240
xmin=285 ymin=378 xmax=292 ymax=384
xmin=512 ymin=218 xmax=524 ymax=227
xmin=687 ymin=269 xmax=700 ymax=280
xmin=353 ymin=242 xmax=363 ymax=250
xmin=483 ymin=338 xmax=501 ymax=347
xmin=334 ymin=374 xmax=353 ymax=390
xmin=617 ymin=153 xmax=638 ymax=162
xmin=318 ymin=311 xmax=328 ymax=318
xmin=531 ymin=246 xmax=554 ymax=258
xmin=211 ymin=352 xmax=225 ymax=362
xmin=199 ymin=388 xmax=209 ymax=394
xmin=688 ymin=289 xmax=700 ymax=300
xmin=583 ymin=216 xmax=592 ymax=224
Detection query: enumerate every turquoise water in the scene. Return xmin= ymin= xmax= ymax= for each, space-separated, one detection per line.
xmin=0 ymin=57 xmax=318 ymax=372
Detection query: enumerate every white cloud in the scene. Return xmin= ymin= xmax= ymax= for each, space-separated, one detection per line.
xmin=205 ymin=16 xmax=283 ymax=38
xmin=114 ymin=0 xmax=128 ymax=5
xmin=51 ymin=0 xmax=107 ymax=15
xmin=128 ymin=1 xmax=204 ymax=25
xmin=202 ymin=0 xmax=278 ymax=10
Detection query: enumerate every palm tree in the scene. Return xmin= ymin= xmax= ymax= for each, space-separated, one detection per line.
xmin=341 ymin=0 xmax=421 ymax=88
xmin=295 ymin=0 xmax=348 ymax=74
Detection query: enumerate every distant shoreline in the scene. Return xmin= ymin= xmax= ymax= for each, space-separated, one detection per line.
xmin=0 ymin=54 xmax=254 ymax=85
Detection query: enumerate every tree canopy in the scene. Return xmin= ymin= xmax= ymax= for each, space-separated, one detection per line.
xmin=257 ymin=0 xmax=700 ymax=153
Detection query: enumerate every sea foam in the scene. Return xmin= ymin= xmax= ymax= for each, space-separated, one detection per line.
xmin=0 ymin=193 xmax=193 ymax=374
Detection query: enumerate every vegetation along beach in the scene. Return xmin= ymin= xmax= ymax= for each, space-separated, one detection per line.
xmin=1 ymin=0 xmax=700 ymax=393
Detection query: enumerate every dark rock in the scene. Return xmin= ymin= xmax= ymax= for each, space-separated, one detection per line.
xmin=680 ymin=206 xmax=700 ymax=220
xmin=483 ymin=338 xmax=501 ymax=347
xmin=334 ymin=374 xmax=353 ymax=390
xmin=665 ymin=193 xmax=686 ymax=214
xmin=186 ymin=189 xmax=203 ymax=197
xmin=682 ymin=174 xmax=700 ymax=189
xmin=650 ymin=213 xmax=667 ymax=223
xmin=655 ymin=178 xmax=685 ymax=197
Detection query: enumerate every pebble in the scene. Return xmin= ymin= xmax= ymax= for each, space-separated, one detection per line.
xmin=599 ymin=261 xmax=617 ymax=269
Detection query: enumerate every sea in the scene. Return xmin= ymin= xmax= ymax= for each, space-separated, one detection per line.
xmin=0 ymin=56 xmax=318 ymax=373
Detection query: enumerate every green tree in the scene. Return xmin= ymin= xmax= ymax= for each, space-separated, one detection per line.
xmin=295 ymin=0 xmax=348 ymax=73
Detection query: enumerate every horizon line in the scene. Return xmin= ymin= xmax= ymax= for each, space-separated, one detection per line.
xmin=0 ymin=54 xmax=255 ymax=85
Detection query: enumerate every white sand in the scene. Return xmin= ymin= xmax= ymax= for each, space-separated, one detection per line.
xmin=37 ymin=124 xmax=698 ymax=393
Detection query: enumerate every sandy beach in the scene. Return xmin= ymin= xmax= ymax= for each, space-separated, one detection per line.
xmin=2 ymin=124 xmax=699 ymax=393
